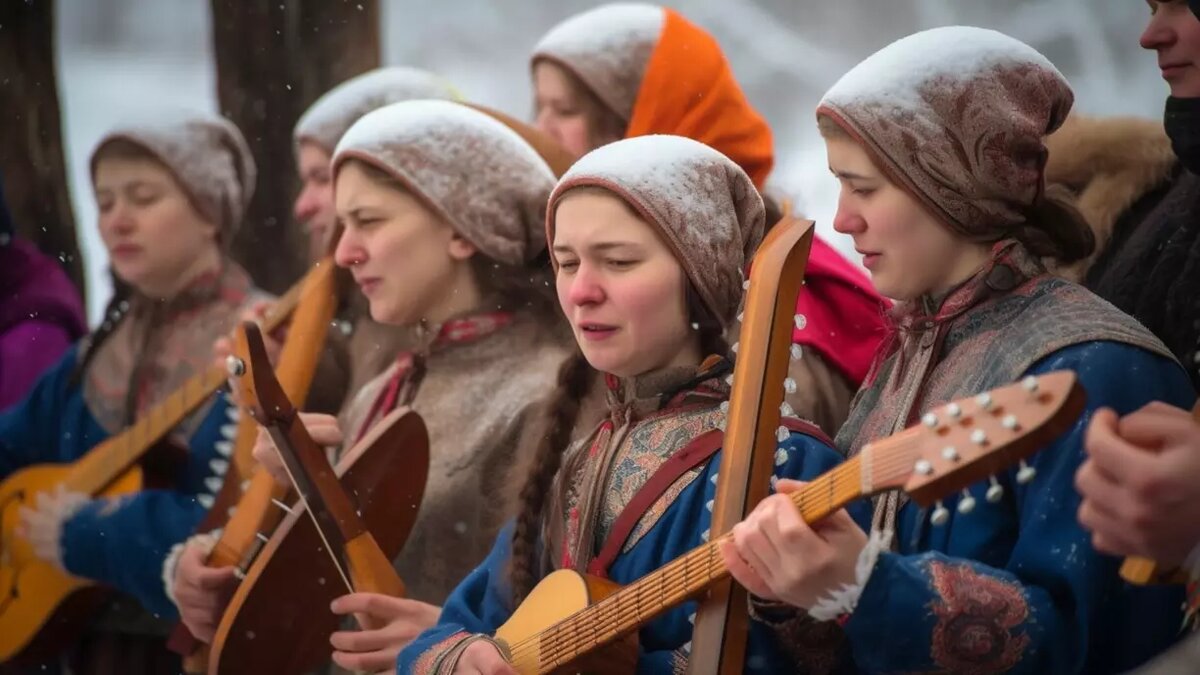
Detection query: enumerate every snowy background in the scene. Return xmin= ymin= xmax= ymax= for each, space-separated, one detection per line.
xmin=57 ymin=0 xmax=1168 ymax=324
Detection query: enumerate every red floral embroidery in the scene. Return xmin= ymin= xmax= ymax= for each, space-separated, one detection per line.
xmin=928 ymin=562 xmax=1030 ymax=674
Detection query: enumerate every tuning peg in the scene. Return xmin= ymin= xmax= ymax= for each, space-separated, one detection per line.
xmin=957 ymin=490 xmax=977 ymax=514
xmin=226 ymin=355 xmax=246 ymax=377
xmin=914 ymin=459 xmax=933 ymax=476
xmin=986 ymin=476 xmax=1004 ymax=503
xmin=945 ymin=403 xmax=962 ymax=419
xmin=719 ymin=401 xmax=730 ymax=414
xmin=1021 ymin=376 xmax=1039 ymax=392
xmin=941 ymin=446 xmax=959 ymax=461
xmin=931 ymin=501 xmax=950 ymax=526
xmin=1016 ymin=460 xmax=1037 ymax=484
xmin=921 ymin=412 xmax=939 ymax=428
xmin=1002 ymin=415 xmax=1019 ymax=430
xmin=731 ymin=342 xmax=739 ymax=354
xmin=975 ymin=392 xmax=993 ymax=410
xmin=794 ymin=314 xmax=807 ymax=330
xmin=783 ymin=378 xmax=797 ymax=394
xmin=790 ymin=344 xmax=803 ymax=361
xmin=776 ymin=425 xmax=790 ymax=442
xmin=970 ymin=429 xmax=987 ymax=445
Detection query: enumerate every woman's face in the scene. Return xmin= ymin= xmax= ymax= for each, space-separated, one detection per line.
xmin=824 ymin=135 xmax=990 ymax=301
xmin=294 ymin=141 xmax=336 ymax=263
xmin=533 ymin=61 xmax=619 ymax=158
xmin=1142 ymin=0 xmax=1200 ymax=98
xmin=552 ymin=189 xmax=701 ymax=377
xmin=93 ymin=155 xmax=220 ymax=298
xmin=333 ymin=161 xmax=479 ymax=326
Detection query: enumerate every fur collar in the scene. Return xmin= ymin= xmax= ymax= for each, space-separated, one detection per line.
xmin=1045 ymin=113 xmax=1178 ymax=280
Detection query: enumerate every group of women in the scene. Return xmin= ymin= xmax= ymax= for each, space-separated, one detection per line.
xmin=2 ymin=2 xmax=1197 ymax=673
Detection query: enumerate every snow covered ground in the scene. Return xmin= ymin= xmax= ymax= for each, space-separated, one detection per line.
xmin=56 ymin=0 xmax=1169 ymax=324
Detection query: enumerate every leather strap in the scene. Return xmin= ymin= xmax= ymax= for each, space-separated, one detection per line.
xmin=587 ymin=417 xmax=830 ymax=578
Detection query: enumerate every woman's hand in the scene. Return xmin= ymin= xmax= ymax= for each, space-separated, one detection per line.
xmin=328 ymin=593 xmax=441 ymax=672
xmin=173 ymin=538 xmax=238 ymax=642
xmin=17 ymin=485 xmax=90 ymax=571
xmin=251 ymin=412 xmax=342 ymax=484
xmin=719 ymin=479 xmax=867 ymax=609
xmin=212 ymin=300 xmax=282 ymax=404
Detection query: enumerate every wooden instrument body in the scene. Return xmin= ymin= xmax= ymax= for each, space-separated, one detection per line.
xmin=496 ymin=569 xmax=637 ymax=675
xmin=206 ymin=407 xmax=429 ymax=675
xmin=0 ymin=269 xmax=309 ymax=664
xmin=0 ymin=465 xmax=142 ymax=663
xmin=174 ymin=257 xmax=339 ymax=670
xmin=691 ymin=216 xmax=814 ymax=674
xmin=487 ymin=372 xmax=1085 ymax=674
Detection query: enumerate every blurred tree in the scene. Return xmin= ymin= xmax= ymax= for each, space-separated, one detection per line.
xmin=0 ymin=0 xmax=87 ymax=304
xmin=210 ymin=0 xmax=380 ymax=293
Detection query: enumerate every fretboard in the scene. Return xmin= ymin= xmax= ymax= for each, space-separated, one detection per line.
xmin=525 ymin=454 xmax=866 ymax=672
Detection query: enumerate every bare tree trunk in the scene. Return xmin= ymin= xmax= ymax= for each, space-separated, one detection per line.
xmin=209 ymin=0 xmax=380 ymax=294
xmin=0 ymin=0 xmax=87 ymax=304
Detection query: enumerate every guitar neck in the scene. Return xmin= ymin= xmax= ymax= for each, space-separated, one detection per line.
xmin=535 ymin=456 xmax=866 ymax=669
xmin=62 ymin=279 xmax=305 ymax=497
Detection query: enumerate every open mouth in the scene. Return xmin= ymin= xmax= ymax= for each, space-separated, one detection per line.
xmin=578 ymin=322 xmax=619 ymax=341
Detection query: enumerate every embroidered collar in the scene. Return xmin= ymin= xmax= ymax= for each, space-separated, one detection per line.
xmin=870 ymin=240 xmax=1043 ymax=381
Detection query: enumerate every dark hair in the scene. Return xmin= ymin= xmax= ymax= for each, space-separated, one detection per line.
xmin=532 ymin=59 xmax=626 ymax=151
xmin=508 ymin=291 xmax=727 ymax=603
xmin=345 ymin=158 xmax=559 ymax=317
xmin=70 ymin=272 xmax=133 ymax=387
xmin=1017 ymin=184 xmax=1095 ymax=264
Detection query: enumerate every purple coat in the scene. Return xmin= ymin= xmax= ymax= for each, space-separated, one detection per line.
xmin=0 ymin=237 xmax=86 ymax=409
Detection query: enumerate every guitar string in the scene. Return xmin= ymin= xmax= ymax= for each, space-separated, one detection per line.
xmin=509 ymin=423 xmax=1039 ymax=667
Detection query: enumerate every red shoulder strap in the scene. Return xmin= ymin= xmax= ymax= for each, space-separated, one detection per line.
xmin=586 ymin=417 xmax=829 ymax=578
xmin=587 ymin=429 xmax=724 ymax=578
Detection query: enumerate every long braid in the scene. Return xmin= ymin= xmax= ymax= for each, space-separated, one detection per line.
xmin=69 ymin=272 xmax=132 ymax=387
xmin=510 ymin=350 xmax=593 ymax=603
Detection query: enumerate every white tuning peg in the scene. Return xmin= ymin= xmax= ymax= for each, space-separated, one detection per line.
xmin=921 ymin=412 xmax=939 ymax=428
xmin=1016 ymin=460 xmax=1037 ymax=484
xmin=1002 ymin=415 xmax=1019 ymax=431
xmin=225 ymin=355 xmax=245 ymax=377
xmin=1021 ymin=376 xmax=1039 ymax=392
xmin=970 ymin=429 xmax=987 ymax=445
xmin=986 ymin=476 xmax=1004 ymax=503
xmin=931 ymin=501 xmax=950 ymax=526
xmin=914 ymin=459 xmax=933 ymax=476
xmin=794 ymin=314 xmax=807 ymax=330
xmin=945 ymin=402 xmax=962 ymax=419
xmin=975 ymin=392 xmax=993 ymax=410
xmin=957 ymin=490 xmax=977 ymax=514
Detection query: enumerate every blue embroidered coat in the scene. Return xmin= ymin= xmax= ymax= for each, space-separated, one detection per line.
xmin=398 ymin=361 xmax=869 ymax=674
xmin=0 ymin=264 xmax=269 ymax=620
xmin=834 ymin=242 xmax=1196 ymax=674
